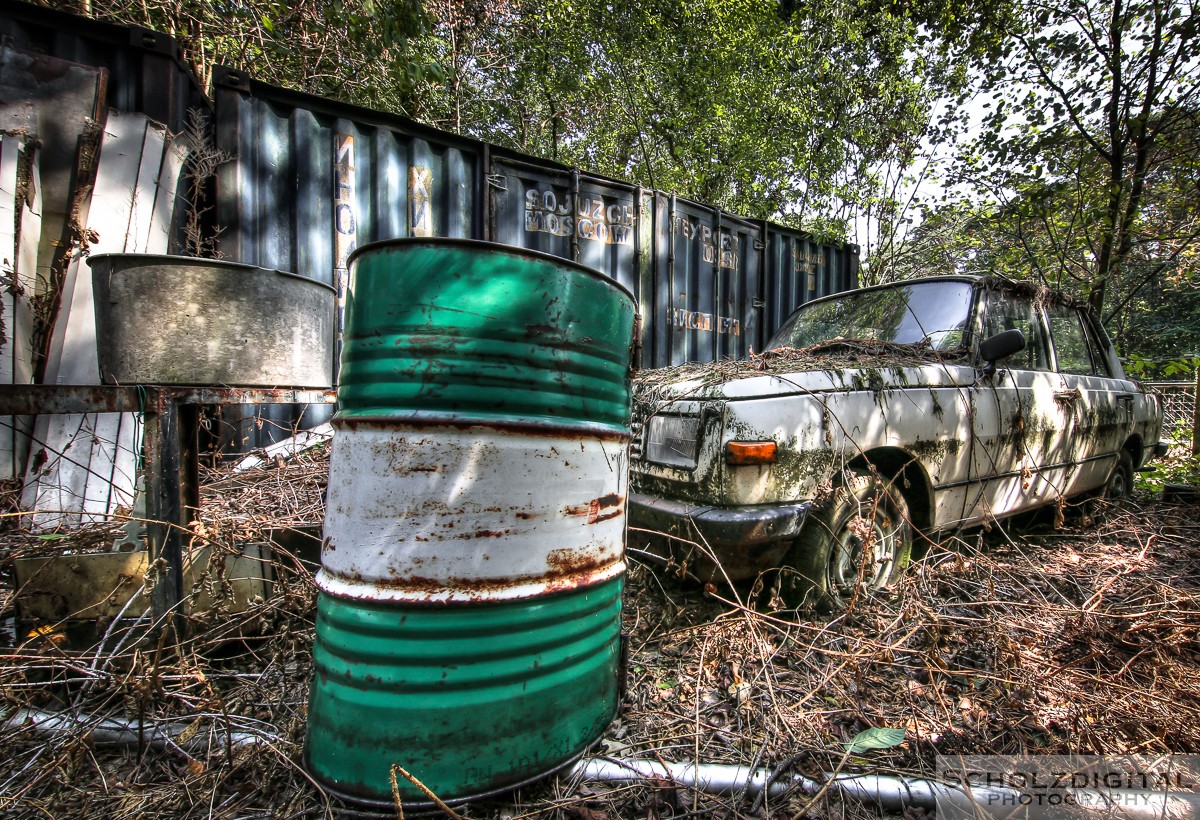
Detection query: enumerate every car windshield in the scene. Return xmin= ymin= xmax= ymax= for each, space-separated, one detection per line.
xmin=766 ymin=280 xmax=975 ymax=351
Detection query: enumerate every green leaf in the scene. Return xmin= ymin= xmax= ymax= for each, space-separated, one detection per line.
xmin=37 ymin=533 xmax=69 ymax=541
xmin=844 ymin=727 xmax=906 ymax=753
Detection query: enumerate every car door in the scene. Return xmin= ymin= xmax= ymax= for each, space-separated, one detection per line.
xmin=1045 ymin=303 xmax=1127 ymax=496
xmin=965 ymin=289 xmax=1071 ymax=523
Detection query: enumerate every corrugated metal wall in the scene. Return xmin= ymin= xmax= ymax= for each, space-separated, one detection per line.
xmin=211 ymin=71 xmax=858 ymax=383
xmin=650 ymin=195 xmax=765 ymax=367
xmin=214 ymin=67 xmax=483 ymax=285
xmin=488 ymin=156 xmax=643 ymax=296
xmin=211 ymin=68 xmax=488 ymax=451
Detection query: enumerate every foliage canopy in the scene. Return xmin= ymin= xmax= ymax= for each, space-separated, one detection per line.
xmin=47 ymin=0 xmax=1200 ymax=363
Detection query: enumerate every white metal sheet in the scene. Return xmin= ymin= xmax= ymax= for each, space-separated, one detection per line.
xmin=24 ymin=112 xmax=189 ymax=528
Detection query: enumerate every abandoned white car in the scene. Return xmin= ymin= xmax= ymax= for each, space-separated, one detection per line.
xmin=628 ymin=276 xmax=1166 ymax=609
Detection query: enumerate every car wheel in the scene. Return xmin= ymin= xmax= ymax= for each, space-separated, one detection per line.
xmin=767 ymin=470 xmax=913 ymax=612
xmin=1103 ymin=450 xmax=1134 ymax=504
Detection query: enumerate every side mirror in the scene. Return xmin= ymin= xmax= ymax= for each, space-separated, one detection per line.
xmin=978 ymin=328 xmax=1026 ymax=376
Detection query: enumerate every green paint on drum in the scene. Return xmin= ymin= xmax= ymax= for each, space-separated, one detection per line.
xmin=305 ymin=575 xmax=623 ymax=805
xmin=336 ymin=238 xmax=636 ymax=430
xmin=307 ymin=240 xmax=635 ymax=807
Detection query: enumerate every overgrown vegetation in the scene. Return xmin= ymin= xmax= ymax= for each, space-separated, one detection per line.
xmin=2 ymin=451 xmax=1198 ymax=817
xmin=50 ymin=0 xmax=1198 ymax=363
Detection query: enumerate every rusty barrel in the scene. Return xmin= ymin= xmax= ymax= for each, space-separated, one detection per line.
xmin=305 ymin=238 xmax=636 ymax=809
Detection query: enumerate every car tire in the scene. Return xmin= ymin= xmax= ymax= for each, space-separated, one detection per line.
xmin=768 ymin=470 xmax=913 ymax=612
xmin=1102 ymin=449 xmax=1135 ymax=504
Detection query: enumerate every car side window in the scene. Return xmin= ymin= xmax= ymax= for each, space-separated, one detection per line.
xmin=1080 ymin=314 xmax=1113 ymax=377
xmin=1047 ymin=304 xmax=1095 ymax=375
xmin=980 ymin=291 xmax=1051 ymax=371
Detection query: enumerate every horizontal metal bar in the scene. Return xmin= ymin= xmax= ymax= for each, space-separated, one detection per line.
xmin=0 ymin=385 xmax=336 ymax=415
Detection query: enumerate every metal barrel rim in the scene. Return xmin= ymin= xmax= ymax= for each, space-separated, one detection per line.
xmin=346 ymin=236 xmax=637 ymax=304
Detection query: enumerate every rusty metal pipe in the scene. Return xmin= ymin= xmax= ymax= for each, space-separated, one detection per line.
xmin=572 ymin=758 xmax=1200 ymax=818
xmin=2 ymin=707 xmax=271 ymax=753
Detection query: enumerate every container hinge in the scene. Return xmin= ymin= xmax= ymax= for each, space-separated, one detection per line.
xmin=752 ymin=298 xmax=764 ymax=309
xmin=754 ymin=240 xmax=765 ymax=250
xmin=213 ymin=65 xmax=252 ymax=92
xmin=486 ymin=174 xmax=508 ymax=191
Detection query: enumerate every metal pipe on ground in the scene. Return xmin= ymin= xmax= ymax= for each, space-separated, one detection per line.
xmin=572 ymin=758 xmax=1200 ymax=819
xmin=2 ymin=707 xmax=271 ymax=754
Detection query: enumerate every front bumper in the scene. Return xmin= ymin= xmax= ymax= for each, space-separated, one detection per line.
xmin=627 ymin=492 xmax=813 ymax=581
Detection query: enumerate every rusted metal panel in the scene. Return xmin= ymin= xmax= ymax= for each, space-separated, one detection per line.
xmin=319 ymin=421 xmax=628 ymax=603
xmin=0 ymin=1 xmax=208 ymax=132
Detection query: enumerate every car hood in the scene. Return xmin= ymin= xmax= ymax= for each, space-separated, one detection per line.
xmin=634 ymin=343 xmax=977 ymax=404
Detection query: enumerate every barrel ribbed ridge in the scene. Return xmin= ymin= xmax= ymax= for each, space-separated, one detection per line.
xmin=336 ymin=240 xmax=636 ymax=428
xmin=307 ymin=577 xmax=622 ymax=802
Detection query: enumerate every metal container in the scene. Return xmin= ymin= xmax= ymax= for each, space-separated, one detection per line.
xmin=649 ymin=194 xmax=765 ymax=367
xmin=306 ymin=238 xmax=636 ymax=808
xmin=0 ymin=2 xmax=209 ymax=134
xmin=89 ymin=254 xmax=335 ymax=387
xmin=212 ymin=67 xmax=485 ymax=450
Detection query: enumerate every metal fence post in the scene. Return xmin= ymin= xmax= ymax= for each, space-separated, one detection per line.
xmin=1192 ymin=369 xmax=1199 ymax=456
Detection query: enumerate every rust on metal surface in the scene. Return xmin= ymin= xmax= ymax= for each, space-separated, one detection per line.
xmin=563 ymin=493 xmax=625 ymax=524
xmin=328 ymin=558 xmax=624 ymax=604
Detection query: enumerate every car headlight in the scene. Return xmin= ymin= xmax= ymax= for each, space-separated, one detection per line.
xmin=644 ymin=414 xmax=701 ymax=469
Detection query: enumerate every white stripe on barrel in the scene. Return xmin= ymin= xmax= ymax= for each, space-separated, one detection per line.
xmin=318 ymin=420 xmax=629 ymax=603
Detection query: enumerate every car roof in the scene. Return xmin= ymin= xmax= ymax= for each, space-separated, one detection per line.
xmin=798 ymin=274 xmax=1085 ymax=313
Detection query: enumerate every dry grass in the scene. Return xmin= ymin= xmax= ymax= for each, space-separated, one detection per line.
xmin=1 ymin=448 xmax=1198 ymax=819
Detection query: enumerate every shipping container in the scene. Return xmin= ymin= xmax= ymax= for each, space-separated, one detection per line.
xmin=0 ymin=2 xmax=208 ymax=134
xmin=761 ymin=226 xmax=860 ymax=348
xmin=212 ymin=67 xmax=488 ymax=450
xmin=647 ymin=194 xmax=763 ymax=367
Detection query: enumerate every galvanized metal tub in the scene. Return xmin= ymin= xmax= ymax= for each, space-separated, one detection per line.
xmin=306 ymin=238 xmax=636 ymax=808
xmin=89 ymin=254 xmax=335 ymax=387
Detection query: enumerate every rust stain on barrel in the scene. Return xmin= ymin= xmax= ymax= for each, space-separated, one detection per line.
xmin=563 ymin=493 xmax=625 ymax=524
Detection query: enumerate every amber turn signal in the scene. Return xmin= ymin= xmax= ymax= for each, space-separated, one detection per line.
xmin=725 ymin=441 xmax=777 ymax=465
